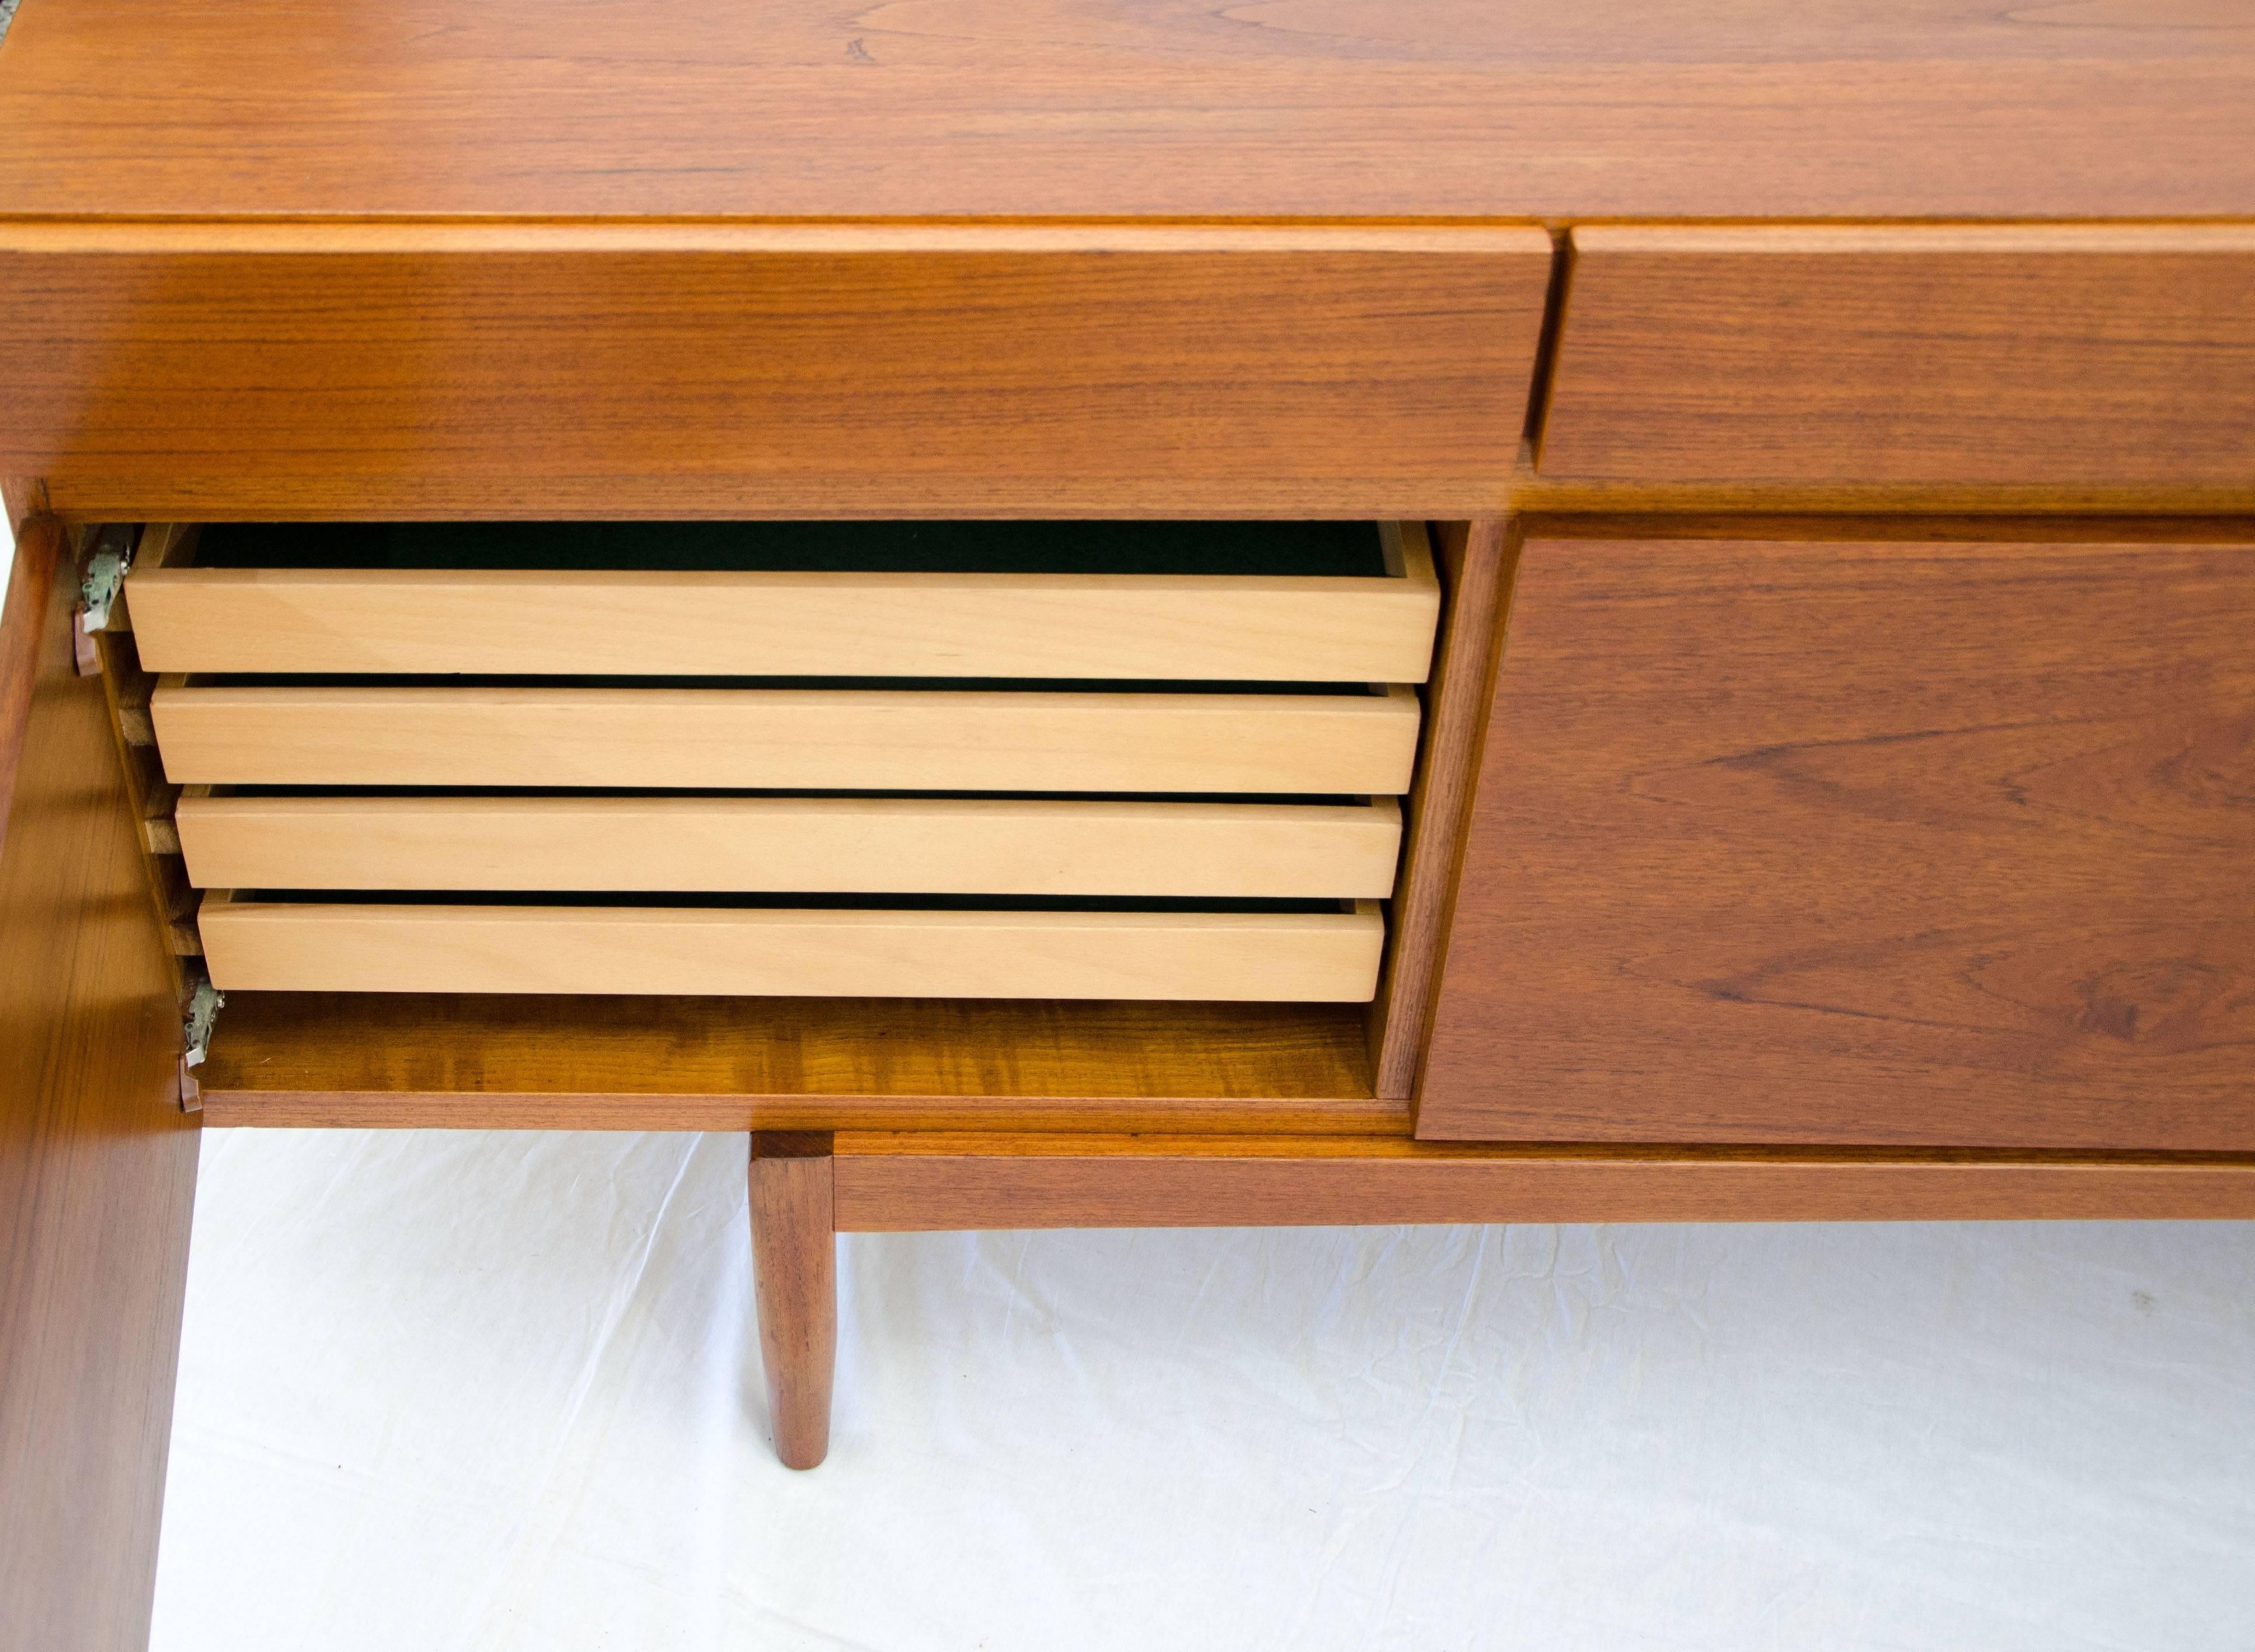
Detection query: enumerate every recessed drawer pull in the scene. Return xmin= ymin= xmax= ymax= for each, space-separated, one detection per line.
xmin=174 ymin=794 xmax=1404 ymax=899
xmin=151 ymin=683 xmax=1422 ymax=796
xmin=195 ymin=894 xmax=1386 ymax=1003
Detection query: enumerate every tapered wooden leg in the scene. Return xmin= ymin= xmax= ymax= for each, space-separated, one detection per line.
xmin=749 ymin=1131 xmax=837 ymax=1470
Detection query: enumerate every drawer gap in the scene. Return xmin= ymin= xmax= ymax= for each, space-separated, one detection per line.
xmin=222 ymin=890 xmax=1363 ymax=914
xmin=176 ymin=672 xmax=1398 ymax=695
xmin=183 ymin=519 xmax=1400 ymax=577
xmin=196 ymin=783 xmax=1387 ymax=806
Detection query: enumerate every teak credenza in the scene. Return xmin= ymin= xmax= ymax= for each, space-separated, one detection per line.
xmin=3 ymin=2 xmax=2254 ymax=1644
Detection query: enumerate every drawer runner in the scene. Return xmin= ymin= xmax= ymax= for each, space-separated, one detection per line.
xmin=175 ymin=794 xmax=1402 ymax=899
xmin=197 ymin=894 xmax=1386 ymax=1003
xmin=151 ymin=682 xmax=1420 ymax=795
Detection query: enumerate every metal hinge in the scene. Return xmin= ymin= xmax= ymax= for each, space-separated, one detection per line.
xmin=78 ymin=522 xmax=139 ymax=632
xmin=172 ymin=975 xmax=223 ymax=1114
xmin=184 ymin=976 xmax=225 ymax=1069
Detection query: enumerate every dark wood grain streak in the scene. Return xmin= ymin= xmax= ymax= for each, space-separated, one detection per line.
xmin=831 ymin=1135 xmax=2255 ymax=1230
xmin=749 ymin=1132 xmax=836 ymax=1471
xmin=1542 ymin=228 xmax=2255 ymax=488
xmin=197 ymin=993 xmax=1400 ymax=1135
xmin=1369 ymin=519 xmax=1512 ymax=1099
xmin=0 ymin=225 xmax=1548 ymax=521
xmin=1419 ymin=531 xmax=2255 ymax=1149
xmin=1 ymin=1 xmax=2250 ymax=219
xmin=0 ymin=509 xmax=199 ymax=1652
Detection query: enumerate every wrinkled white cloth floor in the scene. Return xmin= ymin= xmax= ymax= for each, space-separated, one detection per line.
xmin=147 ymin=1129 xmax=2255 ymax=1650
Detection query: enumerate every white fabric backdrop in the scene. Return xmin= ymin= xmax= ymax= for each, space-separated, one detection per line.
xmin=12 ymin=511 xmax=2249 ymax=1647
xmin=150 ymin=1128 xmax=2255 ymax=1650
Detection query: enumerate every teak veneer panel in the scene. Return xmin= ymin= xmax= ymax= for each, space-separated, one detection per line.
xmin=0 ymin=511 xmax=200 ymax=1652
xmin=127 ymin=549 xmax=1440 ymax=683
xmin=1369 ymin=520 xmax=1512 ymax=1100
xmin=152 ymin=682 xmax=1422 ymax=796
xmin=196 ymin=994 xmax=1398 ymax=1135
xmin=197 ymin=897 xmax=1386 ymax=1003
xmin=1418 ymin=531 xmax=2255 ymax=1150
xmin=0 ymin=513 xmax=54 ymax=864
xmin=175 ymin=794 xmax=1403 ymax=900
xmin=0 ymin=224 xmax=1548 ymax=520
xmin=831 ymin=1136 xmax=2255 ymax=1230
xmin=1542 ymin=228 xmax=2255 ymax=489
xmin=3 ymin=1 xmax=2251 ymax=219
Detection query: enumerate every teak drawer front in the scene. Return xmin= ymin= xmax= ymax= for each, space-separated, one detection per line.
xmin=1417 ymin=533 xmax=2255 ymax=1151
xmin=196 ymin=898 xmax=1385 ymax=1003
xmin=1540 ymin=227 xmax=2255 ymax=489
xmin=0 ymin=224 xmax=1551 ymax=519
xmin=175 ymin=794 xmax=1404 ymax=900
xmin=151 ymin=684 xmax=1421 ymax=795
xmin=126 ymin=559 xmax=1439 ymax=682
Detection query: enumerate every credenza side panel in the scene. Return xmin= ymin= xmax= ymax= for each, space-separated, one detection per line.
xmin=0 ymin=510 xmax=201 ymax=1652
xmin=1417 ymin=531 xmax=2255 ymax=1149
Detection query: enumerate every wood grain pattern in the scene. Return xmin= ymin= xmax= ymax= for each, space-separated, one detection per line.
xmin=175 ymin=794 xmax=1403 ymax=900
xmin=1542 ymin=228 xmax=2255 ymax=487
xmin=1370 ymin=520 xmax=1512 ymax=1099
xmin=0 ymin=510 xmax=200 ymax=1652
xmin=1 ymin=1 xmax=2250 ymax=219
xmin=0 ymin=479 xmax=48 ymax=527
xmin=197 ymin=896 xmax=1385 ymax=1003
xmin=126 ymin=544 xmax=1440 ymax=682
xmin=831 ymin=1134 xmax=2255 ymax=1230
xmin=0 ymin=224 xmax=1548 ymax=521
xmin=151 ymin=681 xmax=1422 ymax=796
xmin=1418 ymin=531 xmax=2255 ymax=1149
xmin=0 ymin=515 xmax=61 ymax=865
xmin=195 ymin=994 xmax=1399 ymax=1135
xmin=749 ymin=1132 xmax=836 ymax=1471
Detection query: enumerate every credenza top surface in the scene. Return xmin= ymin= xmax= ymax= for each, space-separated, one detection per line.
xmin=0 ymin=0 xmax=2249 ymax=222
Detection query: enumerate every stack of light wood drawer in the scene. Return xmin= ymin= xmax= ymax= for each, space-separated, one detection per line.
xmin=126 ymin=520 xmax=1440 ymax=1003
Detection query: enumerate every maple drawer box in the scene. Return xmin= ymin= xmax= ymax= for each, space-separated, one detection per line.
xmin=121 ymin=518 xmax=1438 ymax=1003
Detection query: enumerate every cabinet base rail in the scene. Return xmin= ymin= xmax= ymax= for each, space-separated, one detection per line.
xmin=744 ymin=1131 xmax=2255 ymax=1467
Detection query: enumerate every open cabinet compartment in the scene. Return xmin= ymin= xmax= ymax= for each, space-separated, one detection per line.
xmin=83 ymin=518 xmax=1496 ymax=1127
